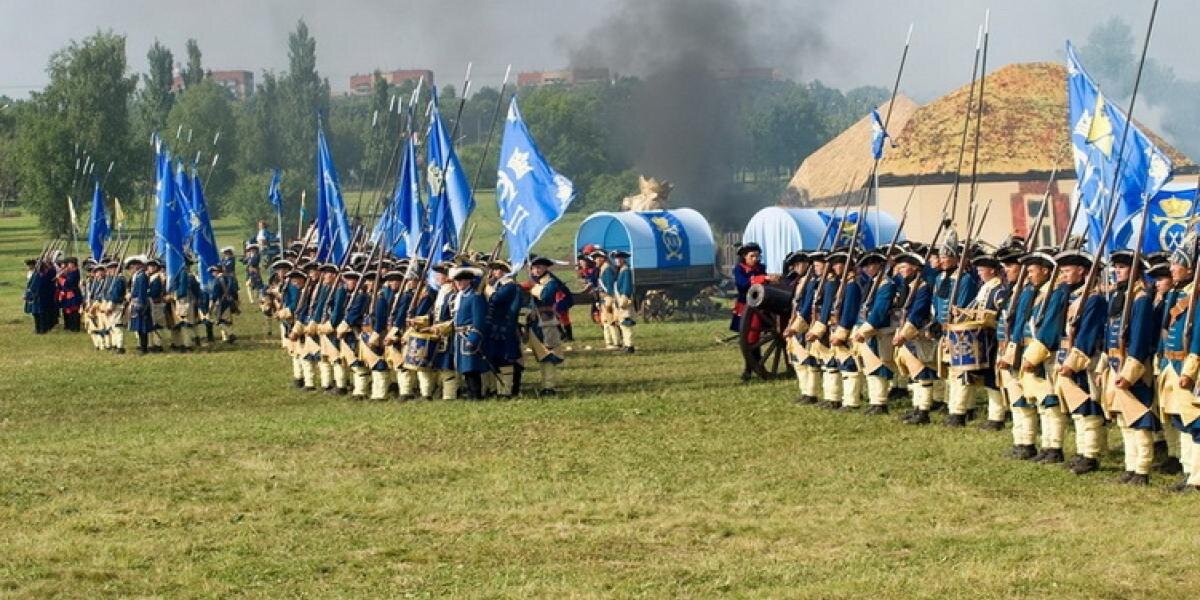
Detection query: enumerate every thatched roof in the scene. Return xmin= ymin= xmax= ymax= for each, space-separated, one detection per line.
xmin=786 ymin=62 xmax=1195 ymax=200
xmin=785 ymin=95 xmax=919 ymax=203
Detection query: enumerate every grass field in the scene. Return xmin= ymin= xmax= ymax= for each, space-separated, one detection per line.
xmin=2 ymin=212 xmax=1200 ymax=598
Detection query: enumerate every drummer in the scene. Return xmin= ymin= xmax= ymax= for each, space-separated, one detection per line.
xmin=933 ymin=232 xmax=978 ymax=419
xmin=733 ymin=242 xmax=769 ymax=381
xmin=946 ymin=251 xmax=1006 ymax=429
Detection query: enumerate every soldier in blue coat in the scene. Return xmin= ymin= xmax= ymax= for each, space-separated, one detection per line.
xmin=279 ymin=268 xmax=307 ymax=388
xmin=485 ymin=260 xmax=524 ymax=398
xmin=945 ymin=253 xmax=1006 ymax=428
xmin=145 ymin=258 xmax=168 ymax=352
xmin=611 ymin=250 xmax=637 ymax=353
xmin=339 ymin=270 xmax=370 ymax=398
xmin=322 ymin=269 xmax=350 ymax=395
xmin=595 ymin=251 xmax=621 ymax=350
xmin=933 ymin=234 xmax=979 ymax=419
xmin=209 ymin=264 xmax=239 ymax=344
xmin=366 ymin=271 xmax=401 ymax=400
xmin=807 ymin=249 xmax=848 ymax=409
xmin=526 ymin=256 xmax=568 ymax=395
xmin=451 ymin=266 xmax=490 ymax=400
xmin=829 ymin=251 xmax=868 ymax=410
xmin=1022 ymin=249 xmax=1094 ymax=465
xmin=1052 ymin=250 xmax=1107 ymax=475
xmin=997 ymin=249 xmax=1055 ymax=459
xmin=891 ymin=251 xmax=937 ymax=424
xmin=105 ymin=260 xmax=128 ymax=354
xmin=1159 ymin=246 xmax=1199 ymax=490
xmin=171 ymin=259 xmax=202 ymax=352
xmin=1111 ymin=256 xmax=1167 ymax=485
xmin=127 ymin=256 xmax=153 ymax=354
xmin=851 ymin=250 xmax=897 ymax=414
xmin=783 ymin=251 xmax=820 ymax=404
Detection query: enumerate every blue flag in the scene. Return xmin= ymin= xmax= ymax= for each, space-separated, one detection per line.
xmin=372 ymin=136 xmax=423 ymax=257
xmin=496 ymin=97 xmax=576 ymax=266
xmin=87 ymin=179 xmax=109 ymax=262
xmin=870 ymin=108 xmax=889 ymax=160
xmin=190 ymin=169 xmax=220 ymax=286
xmin=316 ymin=124 xmax=352 ymax=264
xmin=154 ymin=151 xmax=188 ymax=287
xmin=268 ymin=168 xmax=283 ymax=215
xmin=426 ymin=90 xmax=474 ymax=245
xmin=1067 ymin=41 xmax=1173 ymax=253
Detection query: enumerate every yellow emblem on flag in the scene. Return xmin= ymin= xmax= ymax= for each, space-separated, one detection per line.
xmin=1086 ymin=93 xmax=1113 ymax=157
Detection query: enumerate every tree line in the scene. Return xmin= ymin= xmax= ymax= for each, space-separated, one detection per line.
xmin=0 ymin=20 xmax=889 ymax=237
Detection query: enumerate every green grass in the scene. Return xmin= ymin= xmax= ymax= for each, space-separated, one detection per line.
xmin=2 ymin=212 xmax=1199 ymax=598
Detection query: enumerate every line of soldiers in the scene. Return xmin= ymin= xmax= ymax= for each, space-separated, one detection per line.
xmin=779 ymin=233 xmax=1200 ymax=490
xmin=78 ymin=254 xmax=240 ymax=354
xmin=576 ymin=246 xmax=637 ymax=353
xmin=260 ymin=243 xmax=573 ymax=401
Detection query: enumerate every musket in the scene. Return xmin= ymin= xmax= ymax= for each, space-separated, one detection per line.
xmin=807 ymin=183 xmax=859 ymax=323
xmin=946 ymin=24 xmax=985 ymax=225
xmin=946 ymin=196 xmax=992 ymax=324
xmin=828 ymin=180 xmax=876 ymax=323
xmin=1001 ymin=159 xmax=1061 ymax=334
xmin=1113 ymin=190 xmax=1158 ymax=355
xmin=862 ymin=181 xmax=919 ymax=309
xmin=1175 ymin=181 xmax=1200 ymax=360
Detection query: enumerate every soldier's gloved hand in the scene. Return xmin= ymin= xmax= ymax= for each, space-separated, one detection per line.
xmin=996 ymin=358 xmax=1010 ymax=370
xmin=1114 ymin=377 xmax=1131 ymax=390
xmin=892 ymin=333 xmax=905 ymax=347
xmin=783 ymin=327 xmax=796 ymax=338
xmin=1181 ymin=376 xmax=1195 ymax=390
xmin=1021 ymin=360 xmax=1035 ymax=372
xmin=1058 ymin=365 xmax=1074 ymax=377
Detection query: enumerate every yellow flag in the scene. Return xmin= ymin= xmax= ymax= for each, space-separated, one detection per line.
xmin=113 ymin=197 xmax=126 ymax=226
xmin=1086 ymin=93 xmax=1114 ymax=157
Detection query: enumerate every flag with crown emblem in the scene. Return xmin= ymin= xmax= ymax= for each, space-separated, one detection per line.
xmin=1067 ymin=41 xmax=1173 ymax=253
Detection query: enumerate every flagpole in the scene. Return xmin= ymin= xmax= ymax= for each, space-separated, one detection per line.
xmin=962 ymin=10 xmax=990 ymax=241
xmin=464 ymin=64 xmax=513 ymax=252
xmin=298 ymin=189 xmax=306 ymax=239
xmin=871 ymin=23 xmax=912 ymax=248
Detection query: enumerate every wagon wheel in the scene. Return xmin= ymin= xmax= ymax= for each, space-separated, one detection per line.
xmin=738 ymin=304 xmax=793 ymax=380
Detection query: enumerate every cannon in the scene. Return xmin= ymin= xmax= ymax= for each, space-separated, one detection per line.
xmin=739 ymin=282 xmax=795 ymax=380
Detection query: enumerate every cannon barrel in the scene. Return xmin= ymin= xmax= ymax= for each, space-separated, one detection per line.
xmin=747 ymin=283 xmax=792 ymax=317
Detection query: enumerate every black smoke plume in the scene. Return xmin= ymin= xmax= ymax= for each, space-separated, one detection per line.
xmin=566 ymin=0 xmax=826 ymax=227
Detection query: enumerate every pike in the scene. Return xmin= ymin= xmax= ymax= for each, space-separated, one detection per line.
xmin=947 ymin=195 xmax=993 ymax=323
xmin=804 ymin=176 xmax=859 ymax=323
xmin=868 ymin=23 xmax=913 ymax=239
xmin=951 ymin=21 xmax=987 ymax=222
xmin=463 ymin=64 xmax=514 ymax=254
xmin=862 ymin=179 xmax=919 ymax=309
xmin=1176 ymin=180 xmax=1200 ymax=363
xmin=1074 ymin=0 xmax=1161 ymax=336
xmin=828 ymin=182 xmax=876 ymax=323
xmin=1000 ymin=158 xmax=1062 ymax=335
xmin=352 ymin=104 xmax=384 ymax=222
xmin=366 ymin=80 xmax=422 ymax=232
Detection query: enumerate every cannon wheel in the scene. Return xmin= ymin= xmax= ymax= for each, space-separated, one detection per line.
xmin=738 ymin=304 xmax=793 ymax=380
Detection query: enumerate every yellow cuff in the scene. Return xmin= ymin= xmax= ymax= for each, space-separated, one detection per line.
xmin=1120 ymin=357 xmax=1145 ymax=383
xmin=831 ymin=326 xmax=850 ymax=344
xmin=976 ymin=309 xmax=998 ymax=329
xmin=898 ymin=321 xmax=919 ymax=341
xmin=808 ymin=321 xmax=828 ymax=338
xmin=1061 ymin=347 xmax=1091 ymax=373
xmin=857 ymin=323 xmax=877 ymax=338
xmin=1183 ymin=354 xmax=1200 ymax=381
xmin=1024 ymin=339 xmax=1051 ymax=366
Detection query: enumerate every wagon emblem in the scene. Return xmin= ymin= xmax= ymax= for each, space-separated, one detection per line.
xmin=650 ymin=216 xmax=685 ymax=260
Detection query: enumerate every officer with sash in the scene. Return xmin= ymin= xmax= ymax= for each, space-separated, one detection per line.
xmin=486 ymin=259 xmax=523 ymax=398
xmin=450 ymin=266 xmax=490 ymax=400
xmin=1110 ymin=254 xmax=1167 ymax=485
xmin=851 ymin=250 xmax=898 ymax=414
xmin=611 ymin=250 xmax=637 ymax=353
xmin=808 ymin=249 xmax=848 ymax=409
xmin=595 ymin=250 xmax=621 ymax=350
xmin=526 ymin=256 xmax=568 ymax=395
xmin=127 ymin=256 xmax=152 ymax=354
xmin=1161 ymin=246 xmax=1200 ymax=491
xmin=890 ymin=251 xmax=936 ymax=424
xmin=1052 ymin=250 xmax=1107 ymax=475
xmin=997 ymin=249 xmax=1054 ymax=459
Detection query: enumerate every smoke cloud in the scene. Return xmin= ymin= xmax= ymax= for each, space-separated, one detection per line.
xmin=565 ymin=0 xmax=827 ymax=226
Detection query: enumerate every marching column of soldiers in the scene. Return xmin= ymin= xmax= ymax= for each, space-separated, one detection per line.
xmin=779 ymin=231 xmax=1200 ymax=491
xmin=260 ymin=240 xmax=593 ymax=401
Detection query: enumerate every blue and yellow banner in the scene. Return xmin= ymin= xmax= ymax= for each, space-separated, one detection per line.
xmin=637 ymin=210 xmax=690 ymax=268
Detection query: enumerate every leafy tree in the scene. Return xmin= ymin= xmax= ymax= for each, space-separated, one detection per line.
xmin=135 ymin=40 xmax=175 ymax=138
xmin=164 ymin=79 xmax=238 ymax=213
xmin=182 ymin=38 xmax=204 ymax=87
xmin=17 ymin=31 xmax=137 ymax=235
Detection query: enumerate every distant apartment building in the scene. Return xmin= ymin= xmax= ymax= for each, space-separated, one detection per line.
xmin=349 ymin=69 xmax=435 ymax=95
xmin=516 ymin=68 xmax=611 ymax=87
xmin=170 ymin=69 xmax=254 ymax=100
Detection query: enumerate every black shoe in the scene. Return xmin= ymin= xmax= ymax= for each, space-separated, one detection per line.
xmin=305 ymin=387 xmax=318 ymax=393
xmin=837 ymin=404 xmax=859 ymax=413
xmin=336 ymin=387 xmax=348 ymax=396
xmin=816 ymin=400 xmax=832 ymax=409
xmin=293 ymin=379 xmax=304 ymax=388
xmin=1156 ymin=456 xmax=1183 ymax=475
xmin=1031 ymin=449 xmax=1049 ymax=463
xmin=623 ymin=346 xmax=635 ymax=354
xmin=887 ymin=387 xmax=910 ymax=401
xmin=1010 ymin=444 xmax=1038 ymax=460
xmin=1066 ymin=454 xmax=1085 ymax=470
xmin=864 ymin=405 xmax=888 ymax=416
xmin=944 ymin=414 xmax=967 ymax=427
xmin=930 ymin=400 xmax=947 ymax=413
xmin=1041 ymin=448 xmax=1065 ymax=464
xmin=1116 ymin=470 xmax=1135 ymax=484
xmin=1169 ymin=477 xmax=1191 ymax=492
xmin=388 ymin=383 xmax=400 ymax=395
xmin=801 ymin=395 xmax=819 ymax=404
xmin=116 ymin=348 xmax=126 ymax=354
xmin=322 ymin=386 xmax=334 ymax=394
xmin=792 ymin=395 xmax=807 ymax=404
xmin=1070 ymin=457 xmax=1100 ymax=475
xmin=978 ymin=420 xmax=1005 ymax=432
xmin=1128 ymin=473 xmax=1150 ymax=486
xmin=905 ymin=410 xmax=931 ymax=425
xmin=965 ymin=408 xmax=978 ymax=422
xmin=740 ymin=370 xmax=752 ymax=382
xmin=398 ymin=394 xmax=414 ymax=402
